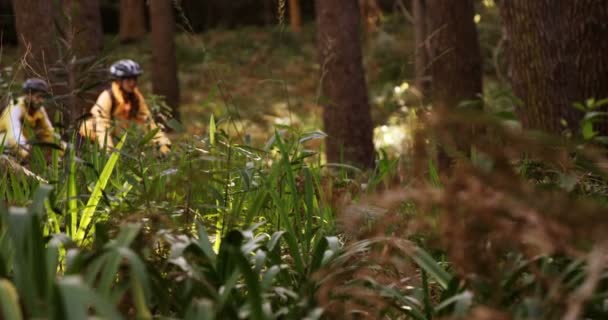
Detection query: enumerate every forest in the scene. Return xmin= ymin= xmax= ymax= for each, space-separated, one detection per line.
xmin=1 ymin=0 xmax=608 ymax=319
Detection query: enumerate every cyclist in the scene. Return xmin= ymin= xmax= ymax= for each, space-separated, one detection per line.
xmin=0 ymin=78 xmax=64 ymax=159
xmin=79 ymin=59 xmax=171 ymax=154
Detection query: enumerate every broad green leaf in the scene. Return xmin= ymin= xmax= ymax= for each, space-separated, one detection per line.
xmin=582 ymin=121 xmax=597 ymax=140
xmin=267 ymin=231 xmax=285 ymax=252
xmin=583 ymin=111 xmax=608 ymax=121
xmin=7 ymin=207 xmax=48 ymax=317
xmin=185 ymin=299 xmax=216 ymax=320
xmin=58 ymin=276 xmax=123 ymax=320
xmin=573 ymin=102 xmax=586 ymax=111
xmin=0 ymin=279 xmax=23 ymax=320
xmin=299 ymin=130 xmax=327 ymax=144
xmin=435 ymin=291 xmax=473 ymax=316
xmin=411 ymin=247 xmax=453 ymax=290
xmin=197 ymin=223 xmax=218 ymax=264
xmin=31 ymin=184 xmax=52 ymax=217
xmin=138 ymin=127 xmax=160 ymax=147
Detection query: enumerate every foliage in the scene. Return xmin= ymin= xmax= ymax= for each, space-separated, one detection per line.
xmin=4 ymin=104 xmax=608 ymax=319
xmin=3 ymin=8 xmax=608 ymax=320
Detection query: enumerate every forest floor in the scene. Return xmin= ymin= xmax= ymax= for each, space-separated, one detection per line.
xmin=1 ymin=18 xmax=416 ymax=150
xmin=132 ymin=19 xmax=418 ymax=146
xmin=1 ymin=11 xmax=503 ymax=154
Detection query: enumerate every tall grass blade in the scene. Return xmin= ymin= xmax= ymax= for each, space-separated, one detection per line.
xmin=210 ymin=114 xmax=216 ymax=146
xmin=75 ymin=133 xmax=127 ymax=243
xmin=411 ymin=247 xmax=452 ymax=290
xmin=67 ymin=148 xmax=78 ymax=237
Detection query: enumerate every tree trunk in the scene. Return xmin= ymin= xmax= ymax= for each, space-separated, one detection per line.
xmin=288 ymin=0 xmax=302 ymax=33
xmin=60 ymin=0 xmax=104 ymax=124
xmin=427 ymin=0 xmax=482 ymax=113
xmin=12 ymin=0 xmax=57 ymax=78
xmin=149 ymin=0 xmax=180 ymax=119
xmin=0 ymin=0 xmax=17 ymax=45
xmin=62 ymin=0 xmax=103 ymax=56
xmin=119 ymin=0 xmax=146 ymax=43
xmin=12 ymin=0 xmax=68 ymax=126
xmin=316 ymin=0 xmax=375 ymax=169
xmin=413 ymin=0 xmax=429 ymax=94
xmin=499 ymin=1 xmax=608 ymax=135
xmin=427 ymin=0 xmax=482 ymax=168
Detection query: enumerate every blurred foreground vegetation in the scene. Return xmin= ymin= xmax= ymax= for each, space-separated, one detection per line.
xmin=4 ymin=7 xmax=608 ymax=320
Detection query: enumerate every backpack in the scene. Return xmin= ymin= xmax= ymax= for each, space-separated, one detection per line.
xmin=107 ymin=88 xmax=118 ymax=117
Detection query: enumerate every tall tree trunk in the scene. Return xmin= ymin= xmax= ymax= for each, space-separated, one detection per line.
xmin=499 ymin=1 xmax=608 ymax=135
xmin=12 ymin=0 xmax=68 ymax=126
xmin=427 ymin=0 xmax=482 ymax=168
xmin=316 ymin=0 xmax=375 ymax=168
xmin=12 ymin=0 xmax=57 ymax=78
xmin=413 ymin=0 xmax=429 ymax=94
xmin=119 ymin=0 xmax=146 ymax=43
xmin=288 ymin=0 xmax=302 ymax=33
xmin=62 ymin=0 xmax=103 ymax=56
xmin=60 ymin=0 xmax=104 ymax=124
xmin=149 ymin=0 xmax=180 ymax=120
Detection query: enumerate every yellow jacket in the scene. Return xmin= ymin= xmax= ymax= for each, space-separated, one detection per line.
xmin=79 ymin=82 xmax=171 ymax=149
xmin=0 ymin=97 xmax=56 ymax=155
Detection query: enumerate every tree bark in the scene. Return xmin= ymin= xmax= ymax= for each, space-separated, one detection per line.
xmin=60 ymin=0 xmax=104 ymax=123
xmin=427 ymin=0 xmax=482 ymax=168
xmin=316 ymin=0 xmax=375 ymax=169
xmin=12 ymin=0 xmax=57 ymax=78
xmin=62 ymin=0 xmax=104 ymax=57
xmin=413 ymin=0 xmax=429 ymax=94
xmin=499 ymin=1 xmax=608 ymax=135
xmin=0 ymin=0 xmax=17 ymax=45
xmin=427 ymin=0 xmax=482 ymax=113
xmin=288 ymin=0 xmax=302 ymax=33
xmin=119 ymin=0 xmax=146 ymax=43
xmin=149 ymin=0 xmax=180 ymax=119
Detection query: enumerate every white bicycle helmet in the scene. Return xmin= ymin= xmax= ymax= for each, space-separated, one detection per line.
xmin=109 ymin=59 xmax=143 ymax=79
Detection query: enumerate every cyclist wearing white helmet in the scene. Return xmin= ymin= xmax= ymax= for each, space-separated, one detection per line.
xmin=0 ymin=78 xmax=64 ymax=159
xmin=79 ymin=59 xmax=171 ymax=154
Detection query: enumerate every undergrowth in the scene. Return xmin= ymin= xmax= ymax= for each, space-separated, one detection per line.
xmin=2 ymin=5 xmax=608 ymax=319
xmin=4 ymin=101 xmax=608 ymax=319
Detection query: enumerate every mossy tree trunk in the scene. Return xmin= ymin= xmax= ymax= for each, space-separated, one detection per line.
xmin=499 ymin=1 xmax=608 ymax=135
xmin=316 ymin=0 xmax=375 ymax=169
